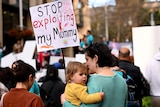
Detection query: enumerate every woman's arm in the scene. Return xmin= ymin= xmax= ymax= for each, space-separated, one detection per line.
xmin=61 ymin=93 xmax=78 ymax=107
xmin=62 ymin=98 xmax=102 ymax=107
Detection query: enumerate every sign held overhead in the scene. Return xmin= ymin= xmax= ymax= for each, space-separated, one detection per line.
xmin=29 ymin=0 xmax=80 ymax=52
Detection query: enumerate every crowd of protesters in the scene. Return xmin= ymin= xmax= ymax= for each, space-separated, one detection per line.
xmin=0 ymin=29 xmax=157 ymax=107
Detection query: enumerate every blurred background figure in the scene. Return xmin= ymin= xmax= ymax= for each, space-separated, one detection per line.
xmin=53 ymin=58 xmax=65 ymax=69
xmin=51 ymin=49 xmax=62 ymax=56
xmin=13 ymin=39 xmax=23 ymax=53
xmin=40 ymin=65 xmax=65 ymax=107
xmin=29 ymin=80 xmax=40 ymax=96
xmin=0 ymin=67 xmax=13 ymax=99
xmin=78 ymin=35 xmax=88 ymax=54
xmin=37 ymin=52 xmax=44 ymax=70
xmin=86 ymin=30 xmax=94 ymax=46
xmin=144 ymin=51 xmax=160 ymax=107
xmin=100 ymin=36 xmax=109 ymax=46
xmin=118 ymin=47 xmax=150 ymax=107
xmin=0 ymin=42 xmax=6 ymax=67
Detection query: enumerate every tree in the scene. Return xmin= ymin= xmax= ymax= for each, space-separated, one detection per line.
xmin=89 ymin=0 xmax=157 ymax=42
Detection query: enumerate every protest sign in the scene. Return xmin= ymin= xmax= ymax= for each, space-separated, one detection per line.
xmin=29 ymin=0 xmax=79 ymax=52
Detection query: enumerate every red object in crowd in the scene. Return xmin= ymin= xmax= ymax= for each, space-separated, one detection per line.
xmin=38 ymin=52 xmax=44 ymax=68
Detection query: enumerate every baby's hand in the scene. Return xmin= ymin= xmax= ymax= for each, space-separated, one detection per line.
xmin=99 ymin=92 xmax=104 ymax=99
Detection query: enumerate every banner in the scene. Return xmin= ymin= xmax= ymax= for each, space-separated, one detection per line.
xmin=29 ymin=0 xmax=79 ymax=52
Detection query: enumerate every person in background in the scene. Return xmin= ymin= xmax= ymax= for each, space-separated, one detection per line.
xmin=144 ymin=51 xmax=160 ymax=107
xmin=43 ymin=51 xmax=51 ymax=68
xmin=100 ymin=36 xmax=109 ymax=46
xmin=51 ymin=49 xmax=62 ymax=56
xmin=37 ymin=52 xmax=44 ymax=69
xmin=118 ymin=47 xmax=150 ymax=107
xmin=29 ymin=80 xmax=40 ymax=96
xmin=13 ymin=39 xmax=23 ymax=53
xmin=111 ymin=55 xmax=140 ymax=107
xmin=53 ymin=58 xmax=64 ymax=69
xmin=61 ymin=42 xmax=127 ymax=107
xmin=108 ymin=37 xmax=120 ymax=57
xmin=0 ymin=81 xmax=8 ymax=100
xmin=0 ymin=67 xmax=12 ymax=99
xmin=86 ymin=30 xmax=94 ymax=46
xmin=0 ymin=42 xmax=4 ymax=66
xmin=64 ymin=61 xmax=104 ymax=106
xmin=2 ymin=60 xmax=44 ymax=107
xmin=40 ymin=65 xmax=65 ymax=107
xmin=78 ymin=36 xmax=88 ymax=54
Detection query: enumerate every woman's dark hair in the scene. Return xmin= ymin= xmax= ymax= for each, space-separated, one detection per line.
xmin=45 ymin=65 xmax=61 ymax=81
xmin=85 ymin=42 xmax=114 ymax=67
xmin=0 ymin=67 xmax=15 ymax=89
xmin=0 ymin=67 xmax=12 ymax=83
xmin=12 ymin=60 xmax=36 ymax=82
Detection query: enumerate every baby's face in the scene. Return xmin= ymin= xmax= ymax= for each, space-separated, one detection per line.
xmin=70 ymin=71 xmax=87 ymax=85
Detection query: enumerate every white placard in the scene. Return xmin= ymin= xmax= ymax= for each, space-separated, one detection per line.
xmin=132 ymin=26 xmax=160 ymax=73
xmin=29 ymin=0 xmax=80 ymax=52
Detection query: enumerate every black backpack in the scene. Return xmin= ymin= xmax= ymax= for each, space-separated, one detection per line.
xmin=140 ymin=73 xmax=150 ymax=97
xmin=122 ymin=72 xmax=140 ymax=107
xmin=40 ymin=80 xmax=57 ymax=107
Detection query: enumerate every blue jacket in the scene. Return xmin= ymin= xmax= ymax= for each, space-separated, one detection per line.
xmin=29 ymin=80 xmax=40 ymax=96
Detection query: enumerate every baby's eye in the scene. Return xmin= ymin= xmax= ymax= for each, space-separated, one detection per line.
xmin=79 ymin=73 xmax=83 ymax=76
xmin=79 ymin=73 xmax=86 ymax=76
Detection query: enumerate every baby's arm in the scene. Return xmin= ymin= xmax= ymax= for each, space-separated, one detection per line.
xmin=75 ymin=85 xmax=104 ymax=104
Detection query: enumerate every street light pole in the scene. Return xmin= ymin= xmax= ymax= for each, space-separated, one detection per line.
xmin=150 ymin=12 xmax=155 ymax=26
xmin=105 ymin=3 xmax=109 ymax=40
xmin=19 ymin=0 xmax=23 ymax=31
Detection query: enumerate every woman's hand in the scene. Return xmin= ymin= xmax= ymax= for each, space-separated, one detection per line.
xmin=61 ymin=93 xmax=66 ymax=104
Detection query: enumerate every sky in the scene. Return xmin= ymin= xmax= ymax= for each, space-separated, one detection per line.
xmin=148 ymin=0 xmax=160 ymax=1
xmin=88 ymin=0 xmax=159 ymax=8
xmin=89 ymin=0 xmax=116 ymax=8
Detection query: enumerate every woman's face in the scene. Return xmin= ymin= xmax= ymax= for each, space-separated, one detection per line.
xmin=85 ymin=53 xmax=97 ymax=74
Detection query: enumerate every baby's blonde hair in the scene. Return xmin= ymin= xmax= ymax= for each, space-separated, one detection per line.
xmin=65 ymin=61 xmax=88 ymax=83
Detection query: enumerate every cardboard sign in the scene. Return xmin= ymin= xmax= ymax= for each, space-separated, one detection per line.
xmin=29 ymin=0 xmax=79 ymax=52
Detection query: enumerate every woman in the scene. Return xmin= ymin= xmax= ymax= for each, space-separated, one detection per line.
xmin=61 ymin=42 xmax=127 ymax=107
xmin=2 ymin=60 xmax=44 ymax=107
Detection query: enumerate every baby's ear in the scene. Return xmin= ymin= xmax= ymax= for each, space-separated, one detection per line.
xmin=70 ymin=75 xmax=73 ymax=80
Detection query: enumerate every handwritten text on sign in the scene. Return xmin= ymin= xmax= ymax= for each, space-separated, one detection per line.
xmin=29 ymin=0 xmax=79 ymax=52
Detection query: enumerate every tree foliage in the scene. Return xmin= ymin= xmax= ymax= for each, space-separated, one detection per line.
xmin=90 ymin=0 xmax=160 ymax=42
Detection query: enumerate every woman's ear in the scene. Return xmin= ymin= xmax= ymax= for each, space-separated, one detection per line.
xmin=29 ymin=74 xmax=34 ymax=82
xmin=94 ymin=55 xmax=98 ymax=63
xmin=28 ymin=74 xmax=35 ymax=90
